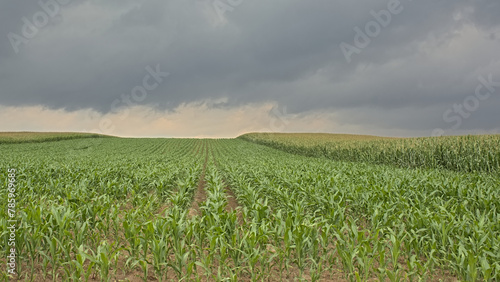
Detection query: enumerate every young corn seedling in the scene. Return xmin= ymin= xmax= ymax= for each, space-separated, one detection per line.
xmin=94 ymin=241 xmax=121 ymax=282
xmin=386 ymin=228 xmax=406 ymax=282
xmin=39 ymin=236 xmax=64 ymax=282
xmin=63 ymin=245 xmax=95 ymax=282
xmin=356 ymin=229 xmax=378 ymax=281
xmin=123 ymin=220 xmax=142 ymax=259
xmin=151 ymin=237 xmax=170 ymax=282
xmin=335 ymin=228 xmax=359 ymax=282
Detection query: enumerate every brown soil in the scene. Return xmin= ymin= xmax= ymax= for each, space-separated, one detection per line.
xmin=210 ymin=149 xmax=244 ymax=224
xmin=188 ymin=141 xmax=208 ymax=218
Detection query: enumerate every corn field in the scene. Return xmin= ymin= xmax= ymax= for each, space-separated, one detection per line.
xmin=0 ymin=135 xmax=499 ymax=281
xmin=239 ymin=133 xmax=500 ymax=173
xmin=0 ymin=132 xmax=108 ymax=145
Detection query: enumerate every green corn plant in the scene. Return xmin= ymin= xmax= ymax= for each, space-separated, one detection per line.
xmin=479 ymin=255 xmax=493 ymax=281
xmin=130 ymin=259 xmax=149 ymax=282
xmin=385 ymin=227 xmax=406 ymax=282
xmin=151 ymin=237 xmax=170 ymax=282
xmin=63 ymin=245 xmax=95 ymax=282
xmin=335 ymin=226 xmax=359 ymax=282
xmin=123 ymin=220 xmax=141 ymax=258
xmin=356 ymin=229 xmax=378 ymax=281
xmin=92 ymin=241 xmax=121 ymax=282
xmin=39 ymin=236 xmax=64 ymax=282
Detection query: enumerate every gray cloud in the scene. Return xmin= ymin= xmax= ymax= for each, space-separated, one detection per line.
xmin=1 ymin=0 xmax=499 ymax=136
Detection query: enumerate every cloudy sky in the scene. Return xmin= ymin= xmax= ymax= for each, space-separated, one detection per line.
xmin=1 ymin=0 xmax=499 ymax=137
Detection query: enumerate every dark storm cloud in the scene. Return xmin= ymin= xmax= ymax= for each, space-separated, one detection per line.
xmin=1 ymin=0 xmax=499 ymax=134
xmin=468 ymin=0 xmax=500 ymax=29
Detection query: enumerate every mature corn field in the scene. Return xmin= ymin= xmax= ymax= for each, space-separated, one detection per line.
xmin=239 ymin=133 xmax=500 ymax=173
xmin=0 ymin=135 xmax=499 ymax=281
xmin=0 ymin=132 xmax=108 ymax=144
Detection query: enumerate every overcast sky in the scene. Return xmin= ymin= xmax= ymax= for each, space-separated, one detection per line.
xmin=1 ymin=0 xmax=499 ymax=137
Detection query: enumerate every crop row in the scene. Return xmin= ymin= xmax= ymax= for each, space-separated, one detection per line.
xmin=239 ymin=133 xmax=500 ymax=173
xmin=0 ymin=132 xmax=109 ymax=145
xmin=0 ymin=138 xmax=203 ymax=281
xmin=215 ymin=139 xmax=499 ymax=281
xmin=1 ymin=137 xmax=498 ymax=281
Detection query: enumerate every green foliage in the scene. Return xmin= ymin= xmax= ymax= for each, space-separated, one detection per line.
xmin=0 ymin=132 xmax=111 ymax=144
xmin=239 ymin=132 xmax=500 ymax=173
xmin=0 ymin=137 xmax=498 ymax=280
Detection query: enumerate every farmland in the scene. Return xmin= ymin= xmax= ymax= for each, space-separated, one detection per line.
xmin=240 ymin=133 xmax=500 ymax=173
xmin=0 ymin=134 xmax=499 ymax=281
xmin=0 ymin=132 xmax=108 ymax=145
